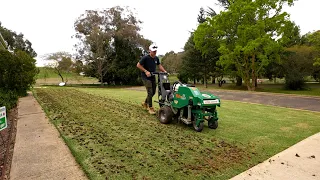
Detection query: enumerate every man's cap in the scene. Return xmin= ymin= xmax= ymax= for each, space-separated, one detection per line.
xmin=149 ymin=43 xmax=158 ymax=52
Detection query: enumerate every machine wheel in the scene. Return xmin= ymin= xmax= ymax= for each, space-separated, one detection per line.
xmin=159 ymin=106 xmax=173 ymax=124
xmin=208 ymin=120 xmax=218 ymax=129
xmin=193 ymin=121 xmax=204 ymax=132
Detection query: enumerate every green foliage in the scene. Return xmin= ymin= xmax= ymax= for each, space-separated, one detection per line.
xmin=194 ymin=0 xmax=297 ymax=91
xmin=217 ymin=0 xmax=233 ymax=8
xmin=73 ymin=60 xmax=84 ymax=74
xmin=0 ymin=22 xmax=37 ymax=57
xmin=284 ymin=71 xmax=305 ymax=90
xmin=179 ymin=33 xmax=203 ymax=84
xmin=0 ymin=24 xmax=38 ymax=110
xmin=161 ymin=51 xmax=183 ymax=74
xmin=0 ymin=89 xmax=18 ymax=110
xmin=104 ymin=37 xmax=145 ymax=85
xmin=43 ymin=52 xmax=74 ymax=83
xmin=74 ymin=6 xmax=151 ymax=86
xmin=282 ymin=45 xmax=317 ymax=89
xmin=177 ymin=72 xmax=189 ymax=84
xmin=180 ymin=6 xmax=222 ymax=87
xmin=0 ymin=50 xmax=38 ymax=96
xmin=0 ymin=32 xmax=7 ymax=50
xmin=0 ymin=50 xmax=38 ymax=109
xmin=306 ymin=30 xmax=320 ymax=66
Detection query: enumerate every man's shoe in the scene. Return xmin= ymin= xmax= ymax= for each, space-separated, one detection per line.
xmin=148 ymin=107 xmax=156 ymax=115
xmin=142 ymin=102 xmax=148 ymax=110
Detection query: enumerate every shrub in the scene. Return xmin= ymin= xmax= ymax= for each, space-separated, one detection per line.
xmin=0 ymin=49 xmax=38 ymax=109
xmin=177 ymin=73 xmax=189 ymax=84
xmin=284 ymin=70 xmax=306 ymax=90
xmin=0 ymin=89 xmax=18 ymax=110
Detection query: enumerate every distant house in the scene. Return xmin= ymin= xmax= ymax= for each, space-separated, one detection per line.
xmin=0 ymin=32 xmax=7 ymax=50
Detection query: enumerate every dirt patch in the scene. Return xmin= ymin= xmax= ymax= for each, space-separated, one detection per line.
xmin=181 ymin=139 xmax=252 ymax=175
xmin=280 ymin=127 xmax=292 ymax=132
xmin=0 ymin=106 xmax=18 ymax=180
xmin=294 ymin=123 xmax=310 ymax=129
xmin=125 ymin=86 xmax=146 ymax=91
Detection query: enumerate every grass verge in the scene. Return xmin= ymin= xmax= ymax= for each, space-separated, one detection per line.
xmin=33 ymin=87 xmax=320 ymax=180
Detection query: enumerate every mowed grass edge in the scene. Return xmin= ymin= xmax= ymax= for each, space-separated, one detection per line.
xmin=33 ymin=87 xmax=320 ymax=180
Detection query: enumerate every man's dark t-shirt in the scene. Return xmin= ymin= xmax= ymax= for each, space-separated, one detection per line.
xmin=139 ymin=55 xmax=160 ymax=81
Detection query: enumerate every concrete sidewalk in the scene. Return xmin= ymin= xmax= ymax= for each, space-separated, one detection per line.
xmin=231 ymin=132 xmax=320 ymax=180
xmin=10 ymin=92 xmax=87 ymax=180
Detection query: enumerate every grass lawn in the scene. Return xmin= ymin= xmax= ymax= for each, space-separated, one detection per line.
xmin=36 ymin=67 xmax=99 ymax=86
xmin=33 ymin=87 xmax=320 ymax=180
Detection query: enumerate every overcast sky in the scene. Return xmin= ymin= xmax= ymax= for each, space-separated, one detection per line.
xmin=0 ymin=0 xmax=319 ymax=66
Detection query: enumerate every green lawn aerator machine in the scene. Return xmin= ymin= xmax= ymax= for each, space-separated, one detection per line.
xmin=151 ymin=72 xmax=221 ymax=132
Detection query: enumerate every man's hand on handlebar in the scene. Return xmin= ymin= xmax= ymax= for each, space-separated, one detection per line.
xmin=145 ymin=71 xmax=151 ymax=77
xmin=150 ymin=71 xmax=170 ymax=76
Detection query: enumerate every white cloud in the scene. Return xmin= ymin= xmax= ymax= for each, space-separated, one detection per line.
xmin=0 ymin=0 xmax=319 ymax=67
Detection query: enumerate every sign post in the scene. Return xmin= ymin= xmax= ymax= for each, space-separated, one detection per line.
xmin=0 ymin=106 xmax=7 ymax=131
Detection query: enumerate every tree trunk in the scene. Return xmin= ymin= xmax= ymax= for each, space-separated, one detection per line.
xmin=245 ymin=77 xmax=251 ymax=91
xmin=244 ymin=56 xmax=251 ymax=91
xmin=236 ymin=76 xmax=242 ymax=86
xmin=251 ymin=55 xmax=256 ymax=91
xmin=100 ymin=75 xmax=103 ymax=86
xmin=212 ymin=76 xmax=216 ymax=84
xmin=57 ymin=72 xmax=64 ymax=82
xmin=204 ymin=67 xmax=207 ymax=88
xmin=255 ymin=77 xmax=258 ymax=87
xmin=193 ymin=78 xmax=196 ymax=85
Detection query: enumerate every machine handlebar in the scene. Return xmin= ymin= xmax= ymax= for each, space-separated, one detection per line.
xmin=150 ymin=72 xmax=169 ymax=76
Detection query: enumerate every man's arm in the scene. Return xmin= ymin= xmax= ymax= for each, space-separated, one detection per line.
xmin=137 ymin=61 xmax=151 ymax=77
xmin=137 ymin=62 xmax=148 ymax=72
xmin=158 ymin=64 xmax=167 ymax=73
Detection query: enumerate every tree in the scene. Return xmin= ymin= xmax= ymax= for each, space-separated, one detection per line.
xmin=216 ymin=0 xmax=233 ymax=9
xmin=43 ymin=52 xmax=74 ymax=83
xmin=195 ymin=4 xmax=244 ymax=87
xmin=74 ymin=6 xmax=151 ymax=86
xmin=180 ymin=7 xmax=221 ymax=88
xmin=282 ymin=45 xmax=316 ymax=89
xmin=161 ymin=51 xmax=183 ymax=74
xmin=306 ymin=30 xmax=320 ymax=66
xmin=0 ymin=25 xmax=38 ymax=109
xmin=74 ymin=9 xmax=113 ymax=85
xmin=179 ymin=33 xmax=203 ymax=84
xmin=0 ymin=32 xmax=7 ymax=50
xmin=195 ymin=0 xmax=297 ymax=91
xmin=73 ymin=60 xmax=84 ymax=74
xmin=0 ymin=22 xmax=37 ymax=57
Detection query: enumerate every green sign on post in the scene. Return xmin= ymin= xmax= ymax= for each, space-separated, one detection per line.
xmin=0 ymin=106 xmax=7 ymax=131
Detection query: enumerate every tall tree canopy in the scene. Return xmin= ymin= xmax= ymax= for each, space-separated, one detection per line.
xmin=178 ymin=6 xmax=221 ymax=87
xmin=73 ymin=6 xmax=151 ymax=85
xmin=0 ymin=33 xmax=6 ymax=50
xmin=306 ymin=30 xmax=320 ymax=66
xmin=194 ymin=0 xmax=297 ymax=91
xmin=161 ymin=51 xmax=183 ymax=74
xmin=0 ymin=22 xmax=37 ymax=57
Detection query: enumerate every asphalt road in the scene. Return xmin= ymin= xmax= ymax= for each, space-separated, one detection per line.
xmin=204 ymin=90 xmax=320 ymax=112
xmin=126 ymin=87 xmax=320 ymax=112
